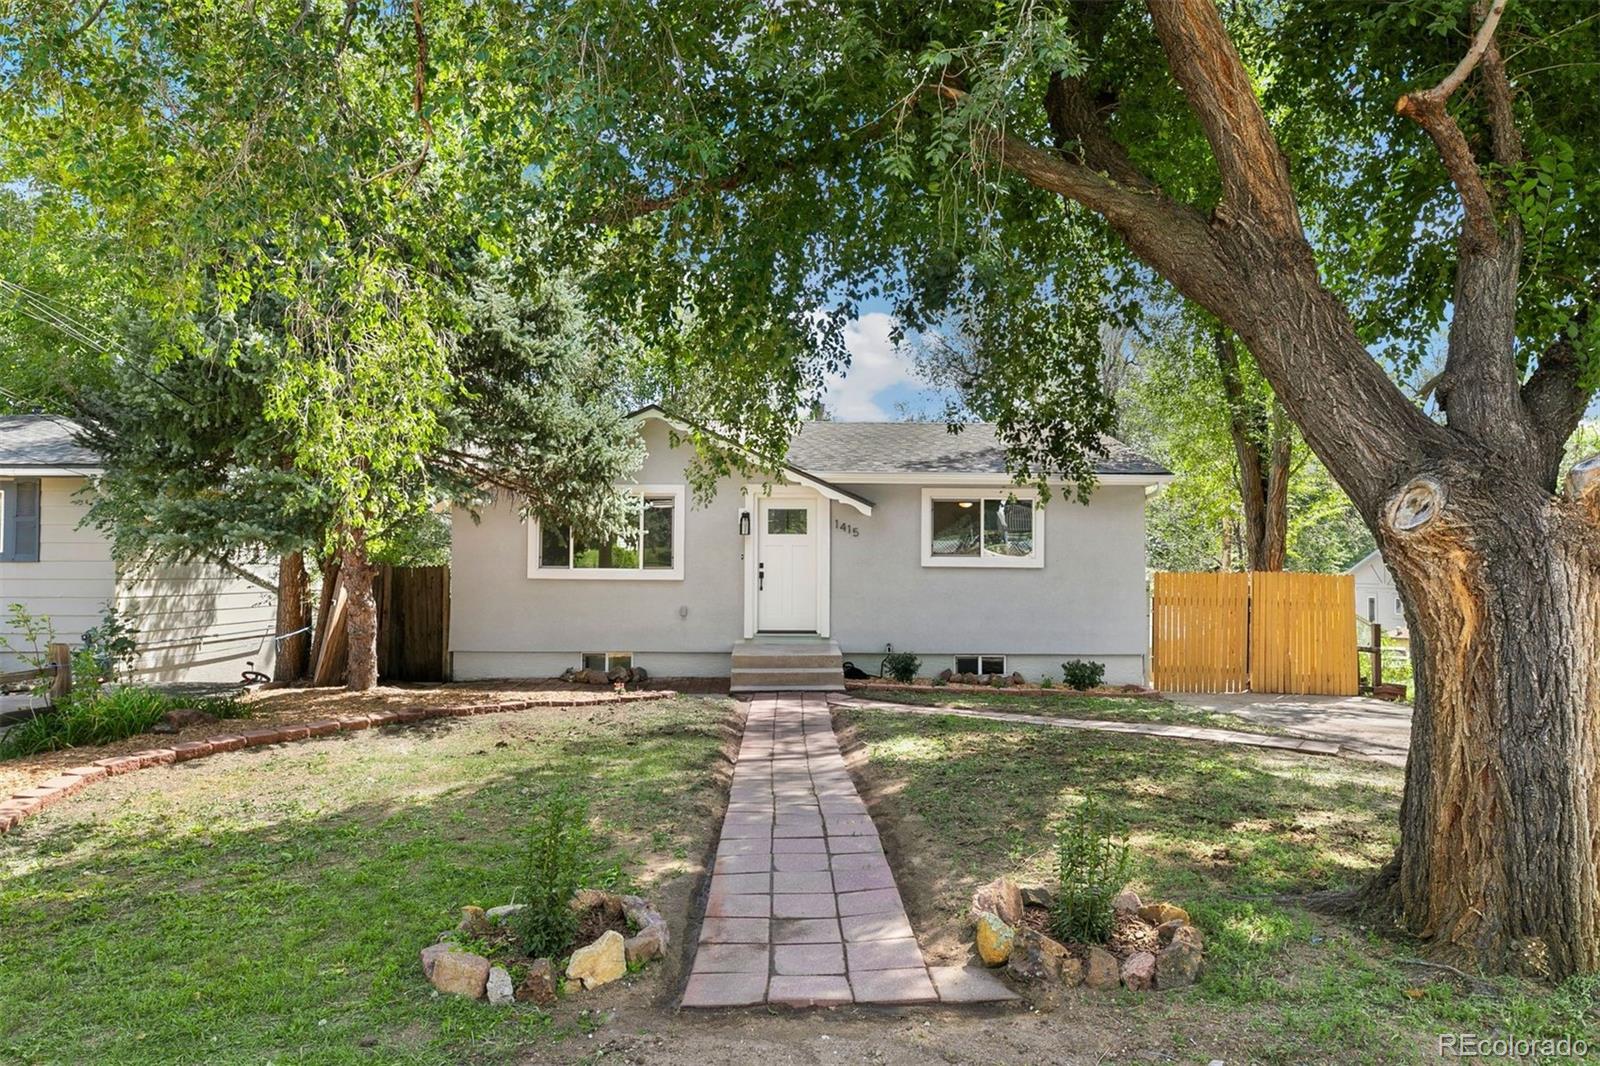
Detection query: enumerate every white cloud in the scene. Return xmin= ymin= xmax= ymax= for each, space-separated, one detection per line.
xmin=819 ymin=312 xmax=925 ymax=421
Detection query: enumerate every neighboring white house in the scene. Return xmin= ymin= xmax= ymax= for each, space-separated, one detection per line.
xmin=0 ymin=416 xmax=277 ymax=682
xmin=1347 ymin=548 xmax=1409 ymax=635
xmin=450 ymin=406 xmax=1171 ymax=690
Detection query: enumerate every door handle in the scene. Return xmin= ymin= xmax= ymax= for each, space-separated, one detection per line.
xmin=758 ymin=563 xmax=764 ymax=591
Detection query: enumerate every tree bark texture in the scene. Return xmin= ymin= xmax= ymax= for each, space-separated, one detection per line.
xmin=1215 ymin=330 xmax=1290 ymax=571
xmin=340 ymin=534 xmax=380 ymax=692
xmin=952 ymin=0 xmax=1600 ymax=974
xmin=272 ymin=551 xmax=311 ymax=683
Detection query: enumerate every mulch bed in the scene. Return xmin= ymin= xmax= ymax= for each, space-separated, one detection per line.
xmin=844 ymin=680 xmax=1161 ymax=699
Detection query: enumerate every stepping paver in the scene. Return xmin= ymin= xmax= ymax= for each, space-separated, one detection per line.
xmin=682 ymin=693 xmax=1015 ymax=1009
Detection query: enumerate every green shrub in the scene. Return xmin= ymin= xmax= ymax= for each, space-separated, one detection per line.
xmin=1051 ymin=795 xmax=1131 ymax=944
xmin=881 ymin=651 xmax=920 ymax=684
xmin=516 ymin=788 xmax=598 ymax=959
xmin=1060 ymin=659 xmax=1106 ymax=691
xmin=80 ymin=602 xmax=141 ymax=682
xmin=1040 ymin=676 xmax=1054 ymax=689
xmin=0 ymin=687 xmax=247 ymax=760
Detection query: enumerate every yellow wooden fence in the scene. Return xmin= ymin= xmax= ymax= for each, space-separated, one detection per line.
xmin=1152 ymin=571 xmax=1358 ymax=696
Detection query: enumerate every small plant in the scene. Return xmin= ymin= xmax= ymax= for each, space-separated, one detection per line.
xmin=881 ymin=651 xmax=920 ymax=684
xmin=80 ymin=603 xmax=140 ymax=683
xmin=0 ymin=687 xmax=246 ymax=760
xmin=516 ymin=788 xmax=599 ymax=959
xmin=1040 ymin=676 xmax=1054 ymax=689
xmin=1051 ymin=795 xmax=1132 ymax=944
xmin=1061 ymin=659 xmax=1106 ymax=691
xmin=0 ymin=603 xmax=55 ymax=695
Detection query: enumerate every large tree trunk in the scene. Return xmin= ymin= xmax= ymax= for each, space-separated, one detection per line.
xmin=1366 ymin=470 xmax=1600 ymax=979
xmin=273 ymin=551 xmax=311 ymax=683
xmin=341 ymin=533 xmax=380 ymax=692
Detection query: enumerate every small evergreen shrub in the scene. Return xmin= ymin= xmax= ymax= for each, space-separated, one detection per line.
xmin=80 ymin=603 xmax=141 ymax=682
xmin=1051 ymin=795 xmax=1132 ymax=944
xmin=881 ymin=651 xmax=920 ymax=684
xmin=1060 ymin=659 xmax=1106 ymax=691
xmin=516 ymin=788 xmax=598 ymax=958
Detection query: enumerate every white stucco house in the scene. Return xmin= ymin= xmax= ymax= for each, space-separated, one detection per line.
xmin=0 ymin=416 xmax=277 ymax=683
xmin=450 ymin=406 xmax=1171 ymax=691
xmin=1347 ymin=548 xmax=1408 ymax=635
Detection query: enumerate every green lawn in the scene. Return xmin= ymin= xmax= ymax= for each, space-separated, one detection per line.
xmin=839 ymin=707 xmax=1600 ymax=1064
xmin=0 ymin=696 xmax=732 ymax=1066
xmin=850 ymin=685 xmax=1286 ymax=735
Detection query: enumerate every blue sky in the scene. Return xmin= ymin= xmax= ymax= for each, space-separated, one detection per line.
xmin=818 ymin=310 xmax=951 ymax=421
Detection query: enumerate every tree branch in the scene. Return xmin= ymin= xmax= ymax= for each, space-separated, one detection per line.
xmin=1144 ymin=0 xmax=1304 ymax=237
xmin=1394 ymin=0 xmax=1509 ymax=252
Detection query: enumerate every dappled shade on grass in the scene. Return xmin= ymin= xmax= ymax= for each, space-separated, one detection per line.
xmin=0 ymin=697 xmax=731 ymax=1065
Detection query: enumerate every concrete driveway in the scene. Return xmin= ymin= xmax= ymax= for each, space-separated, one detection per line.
xmin=1166 ymin=691 xmax=1411 ymax=766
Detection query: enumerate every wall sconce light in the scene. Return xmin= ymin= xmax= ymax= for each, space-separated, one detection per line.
xmin=738 ymin=510 xmax=751 ymax=536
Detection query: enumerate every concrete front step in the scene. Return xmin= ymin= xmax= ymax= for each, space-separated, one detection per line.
xmin=730 ymin=667 xmax=845 ymax=692
xmin=731 ymin=652 xmax=845 ymax=670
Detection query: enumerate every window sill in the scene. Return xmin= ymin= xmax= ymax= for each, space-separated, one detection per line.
xmin=528 ymin=567 xmax=684 ymax=581
xmin=921 ymin=555 xmax=1043 ymax=569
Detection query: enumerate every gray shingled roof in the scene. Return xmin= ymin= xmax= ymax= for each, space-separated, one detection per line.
xmin=786 ymin=421 xmax=1168 ymax=476
xmin=0 ymin=415 xmax=99 ymax=468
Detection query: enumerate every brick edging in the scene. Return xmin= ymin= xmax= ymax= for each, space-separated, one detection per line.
xmin=0 ymin=691 xmax=663 ymax=835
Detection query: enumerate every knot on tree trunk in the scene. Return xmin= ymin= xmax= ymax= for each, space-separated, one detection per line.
xmin=1385 ymin=475 xmax=1448 ymax=537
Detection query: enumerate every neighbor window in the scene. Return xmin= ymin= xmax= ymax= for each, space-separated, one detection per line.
xmin=955 ymin=655 xmax=1007 ymax=675
xmin=0 ymin=479 xmax=41 ymax=564
xmin=530 ymin=485 xmax=684 ymax=580
xmin=922 ymin=490 xmax=1042 ymax=567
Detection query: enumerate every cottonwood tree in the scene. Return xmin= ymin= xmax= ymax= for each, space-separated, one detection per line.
xmin=515 ymin=0 xmax=1600 ymax=975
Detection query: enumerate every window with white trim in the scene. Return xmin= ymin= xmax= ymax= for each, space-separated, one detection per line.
xmin=955 ymin=655 xmax=1007 ymax=675
xmin=921 ymin=489 xmax=1042 ymax=568
xmin=529 ymin=485 xmax=685 ymax=580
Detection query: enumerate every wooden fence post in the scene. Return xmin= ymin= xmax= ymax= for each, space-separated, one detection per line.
xmin=48 ymin=643 xmax=72 ymax=701
xmin=1369 ymin=622 xmax=1383 ymax=690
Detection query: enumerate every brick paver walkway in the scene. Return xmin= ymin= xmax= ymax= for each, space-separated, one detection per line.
xmin=682 ymin=693 xmax=1015 ymax=1008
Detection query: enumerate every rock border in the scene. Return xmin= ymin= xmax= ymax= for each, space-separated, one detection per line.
xmin=0 ymin=692 xmax=663 ymax=836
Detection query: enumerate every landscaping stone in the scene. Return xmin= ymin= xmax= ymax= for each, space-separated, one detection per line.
xmin=1111 ymin=889 xmax=1142 ymax=915
xmin=1121 ymin=950 xmax=1157 ymax=991
xmin=1058 ymin=954 xmax=1085 ymax=988
xmin=630 ymin=666 xmax=649 ymax=683
xmin=458 ymin=905 xmax=492 ymax=938
xmin=566 ymin=929 xmax=627 ymax=990
xmin=1006 ymin=928 xmax=1070 ymax=982
xmin=486 ymin=966 xmax=515 ymax=1006
xmin=1083 ymin=946 xmax=1121 ymax=989
xmin=970 ymin=876 xmax=1024 ymax=926
xmin=624 ymin=923 xmax=668 ymax=965
xmin=419 ymin=942 xmax=452 ymax=979
xmin=937 ymin=668 xmax=954 ymax=683
xmin=1138 ymin=901 xmax=1190 ymax=925
xmin=974 ymin=911 xmax=1015 ymax=966
xmin=515 ymin=959 xmax=558 ymax=1005
xmin=1020 ymin=884 xmax=1056 ymax=909
xmin=485 ymin=904 xmax=524 ymax=925
xmin=1009 ymin=672 xmax=1026 ymax=686
xmin=429 ymin=950 xmax=492 ymax=999
xmin=1155 ymin=923 xmax=1205 ymax=988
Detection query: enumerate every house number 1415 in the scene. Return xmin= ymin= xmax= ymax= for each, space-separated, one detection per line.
xmin=834 ymin=519 xmax=859 ymax=537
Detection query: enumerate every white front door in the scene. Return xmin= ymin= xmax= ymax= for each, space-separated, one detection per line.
xmin=756 ymin=498 xmax=818 ymax=632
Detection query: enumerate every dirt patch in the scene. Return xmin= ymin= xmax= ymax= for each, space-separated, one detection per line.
xmin=0 ymin=678 xmax=727 ymax=797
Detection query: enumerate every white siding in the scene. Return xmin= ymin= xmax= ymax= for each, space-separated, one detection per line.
xmin=450 ymin=417 xmax=1153 ymax=684
xmin=1349 ymin=552 xmax=1408 ymax=633
xmin=0 ymin=476 xmax=115 ymax=672
xmin=0 ymin=475 xmax=277 ymax=682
